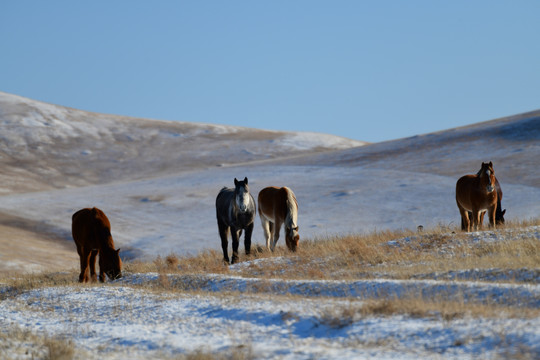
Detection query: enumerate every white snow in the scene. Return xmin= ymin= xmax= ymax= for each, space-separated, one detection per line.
xmin=1 ymin=256 xmax=540 ymax=359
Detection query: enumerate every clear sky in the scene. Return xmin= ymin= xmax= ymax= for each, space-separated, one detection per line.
xmin=1 ymin=1 xmax=539 ymax=142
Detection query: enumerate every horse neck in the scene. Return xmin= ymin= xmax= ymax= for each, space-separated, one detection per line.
xmin=284 ymin=188 xmax=298 ymax=228
xmin=97 ymin=228 xmax=115 ymax=250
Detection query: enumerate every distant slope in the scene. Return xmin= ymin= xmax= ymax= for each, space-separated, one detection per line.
xmin=284 ymin=110 xmax=540 ymax=188
xmin=1 ymin=91 xmax=539 ymax=274
xmin=0 ymin=92 xmax=365 ymax=194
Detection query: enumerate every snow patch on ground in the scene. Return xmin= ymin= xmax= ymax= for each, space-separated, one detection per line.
xmin=1 ymin=260 xmax=539 ymax=359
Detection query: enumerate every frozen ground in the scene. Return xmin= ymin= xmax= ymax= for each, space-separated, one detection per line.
xmin=1 ymin=226 xmax=540 ymax=360
xmin=0 ymin=92 xmax=539 ymax=359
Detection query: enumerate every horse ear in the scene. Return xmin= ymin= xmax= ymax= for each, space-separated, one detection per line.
xmin=116 ymin=248 xmax=120 ymax=254
xmin=501 ymin=209 xmax=506 ymax=216
xmin=489 ymin=161 xmax=493 ymax=167
xmin=244 ymin=177 xmax=248 ymax=185
xmin=234 ymin=178 xmax=238 ymax=186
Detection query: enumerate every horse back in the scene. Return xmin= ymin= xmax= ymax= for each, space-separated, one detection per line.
xmin=72 ymin=207 xmax=114 ymax=250
xmin=216 ymin=187 xmax=233 ymax=220
xmin=258 ymin=186 xmax=289 ymax=222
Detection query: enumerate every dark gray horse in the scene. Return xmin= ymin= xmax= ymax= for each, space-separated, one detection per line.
xmin=215 ymin=177 xmax=256 ymax=264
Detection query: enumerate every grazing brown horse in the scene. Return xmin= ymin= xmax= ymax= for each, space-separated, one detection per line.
xmin=72 ymin=207 xmax=122 ymax=282
xmin=456 ymin=162 xmax=498 ymax=232
xmin=258 ymin=186 xmax=299 ymax=252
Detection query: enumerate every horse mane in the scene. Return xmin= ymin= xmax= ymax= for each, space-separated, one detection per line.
xmin=91 ymin=207 xmax=115 ymax=249
xmin=283 ymin=187 xmax=298 ymax=229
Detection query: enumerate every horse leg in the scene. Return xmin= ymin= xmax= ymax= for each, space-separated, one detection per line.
xmin=458 ymin=206 xmax=470 ymax=232
xmin=479 ymin=211 xmax=486 ymax=228
xmin=218 ymin=220 xmax=230 ymax=264
xmin=462 ymin=213 xmax=470 ymax=231
xmin=231 ymin=227 xmax=240 ymax=264
xmin=271 ymin=220 xmax=282 ymax=252
xmin=471 ymin=208 xmax=481 ymax=231
xmin=487 ymin=204 xmax=497 ymax=229
xmin=244 ymin=222 xmax=254 ymax=256
xmin=261 ymin=218 xmax=272 ymax=250
xmin=79 ymin=250 xmax=91 ymax=283
xmin=90 ymin=249 xmax=99 ymax=282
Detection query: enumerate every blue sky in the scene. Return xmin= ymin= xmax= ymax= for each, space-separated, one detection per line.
xmin=1 ymin=1 xmax=539 ymax=142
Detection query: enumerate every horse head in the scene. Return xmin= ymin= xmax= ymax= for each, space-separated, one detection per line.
xmin=99 ymin=248 xmax=122 ymax=280
xmin=234 ymin=177 xmax=251 ymax=213
xmin=285 ymin=226 xmax=300 ymax=252
xmin=479 ymin=161 xmax=496 ymax=193
xmin=496 ymin=206 xmax=506 ymax=225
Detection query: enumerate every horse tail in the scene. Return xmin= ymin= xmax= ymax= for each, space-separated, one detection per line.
xmin=283 ymin=187 xmax=298 ymax=229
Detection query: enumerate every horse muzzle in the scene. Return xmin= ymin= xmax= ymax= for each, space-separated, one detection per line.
xmin=107 ymin=271 xmax=122 ymax=280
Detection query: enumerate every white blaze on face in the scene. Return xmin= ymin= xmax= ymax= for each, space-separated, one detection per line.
xmin=236 ymin=188 xmax=250 ymax=212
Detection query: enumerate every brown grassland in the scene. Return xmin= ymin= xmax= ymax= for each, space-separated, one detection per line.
xmin=1 ymin=219 xmax=539 ymax=359
xmin=4 ymin=218 xmax=539 ymax=318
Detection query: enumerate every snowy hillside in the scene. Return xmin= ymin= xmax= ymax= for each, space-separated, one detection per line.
xmin=280 ymin=109 xmax=540 ymax=187
xmin=0 ymin=92 xmax=539 ymax=272
xmin=0 ymin=91 xmax=365 ymax=194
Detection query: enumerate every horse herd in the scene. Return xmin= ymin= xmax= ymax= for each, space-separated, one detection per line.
xmin=72 ymin=162 xmax=505 ymax=283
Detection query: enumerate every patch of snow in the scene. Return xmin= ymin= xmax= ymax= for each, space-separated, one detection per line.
xmin=278 ymin=132 xmax=366 ymax=150
xmin=1 ymin=274 xmax=539 ymax=359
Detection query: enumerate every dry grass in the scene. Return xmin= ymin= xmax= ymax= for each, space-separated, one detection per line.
xmin=113 ymin=220 xmax=540 ymax=321
xmin=0 ymin=272 xmax=74 ymax=300
xmin=0 ymin=326 xmax=76 ymax=360
xmin=1 ymin=220 xmax=538 ymax=325
xmin=177 ymin=344 xmax=254 ymax=360
xmin=315 ymin=294 xmax=540 ymax=328
xmin=10 ymin=219 xmax=536 ymax=288
xmin=133 ymin=220 xmax=539 ymax=283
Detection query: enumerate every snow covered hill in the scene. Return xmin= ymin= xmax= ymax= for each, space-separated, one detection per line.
xmin=0 ymin=91 xmax=365 ymax=194
xmin=0 ymin=92 xmax=539 ymax=273
xmin=287 ymin=109 xmax=540 ymax=187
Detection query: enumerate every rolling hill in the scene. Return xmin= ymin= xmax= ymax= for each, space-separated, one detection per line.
xmin=0 ymin=91 xmax=539 ymax=273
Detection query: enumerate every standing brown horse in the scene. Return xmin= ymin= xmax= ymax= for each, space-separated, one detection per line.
xmin=258 ymin=186 xmax=299 ymax=252
xmin=462 ymin=177 xmax=506 ymax=230
xmin=72 ymin=207 xmax=122 ymax=282
xmin=456 ymin=162 xmax=498 ymax=232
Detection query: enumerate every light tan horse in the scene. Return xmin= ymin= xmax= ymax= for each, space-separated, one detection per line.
xmin=258 ymin=186 xmax=299 ymax=252
xmin=456 ymin=162 xmax=498 ymax=232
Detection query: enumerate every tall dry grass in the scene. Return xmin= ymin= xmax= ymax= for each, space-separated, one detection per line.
xmin=127 ymin=219 xmax=540 ymax=283
xmin=2 ymin=219 xmax=538 ymax=323
xmin=3 ymin=219 xmax=538 ymax=292
xmin=0 ymin=326 xmax=76 ymax=360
